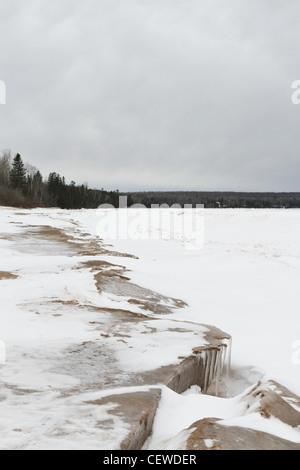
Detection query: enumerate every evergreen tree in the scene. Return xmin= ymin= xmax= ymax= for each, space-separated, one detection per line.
xmin=10 ymin=153 xmax=26 ymax=191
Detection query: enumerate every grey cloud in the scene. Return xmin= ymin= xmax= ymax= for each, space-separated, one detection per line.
xmin=0 ymin=0 xmax=300 ymax=191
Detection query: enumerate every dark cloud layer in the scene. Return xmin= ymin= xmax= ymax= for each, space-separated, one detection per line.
xmin=1 ymin=0 xmax=300 ymax=191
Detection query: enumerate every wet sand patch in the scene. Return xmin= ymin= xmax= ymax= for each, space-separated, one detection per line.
xmin=5 ymin=224 xmax=137 ymax=259
xmin=0 ymin=271 xmax=18 ymax=280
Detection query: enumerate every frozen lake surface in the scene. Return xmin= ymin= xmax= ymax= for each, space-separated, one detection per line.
xmin=0 ymin=207 xmax=299 ymax=449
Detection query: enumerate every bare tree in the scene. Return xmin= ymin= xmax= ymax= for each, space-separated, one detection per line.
xmin=25 ymin=162 xmax=39 ymax=195
xmin=0 ymin=149 xmax=12 ymax=186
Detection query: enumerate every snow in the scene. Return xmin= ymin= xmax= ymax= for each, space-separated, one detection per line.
xmin=81 ymin=207 xmax=300 ymax=394
xmin=0 ymin=206 xmax=299 ymax=449
xmin=204 ymin=439 xmax=216 ymax=449
xmin=144 ymin=384 xmax=300 ymax=449
xmin=74 ymin=207 xmax=300 ymax=447
xmin=109 ymin=319 xmax=209 ymax=372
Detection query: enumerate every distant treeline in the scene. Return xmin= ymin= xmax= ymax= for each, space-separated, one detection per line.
xmin=1 ymin=150 xmax=299 ymax=209
xmin=0 ymin=150 xmax=119 ymax=209
xmin=124 ymin=191 xmax=300 ymax=208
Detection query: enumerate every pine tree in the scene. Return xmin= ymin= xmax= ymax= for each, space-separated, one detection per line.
xmin=10 ymin=153 xmax=26 ymax=191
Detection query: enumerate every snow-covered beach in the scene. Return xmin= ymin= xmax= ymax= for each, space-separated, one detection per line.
xmin=0 ymin=206 xmax=299 ymax=449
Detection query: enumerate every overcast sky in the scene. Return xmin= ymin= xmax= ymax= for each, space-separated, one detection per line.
xmin=1 ymin=0 xmax=300 ymax=191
